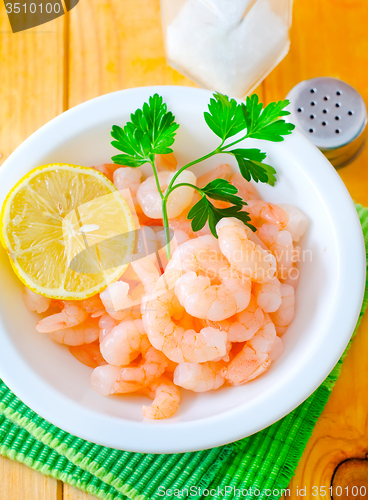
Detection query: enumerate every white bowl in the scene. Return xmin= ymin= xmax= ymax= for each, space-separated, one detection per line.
xmin=0 ymin=86 xmax=365 ymax=453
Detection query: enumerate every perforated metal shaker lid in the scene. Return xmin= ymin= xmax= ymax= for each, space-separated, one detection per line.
xmin=286 ymin=77 xmax=367 ymax=167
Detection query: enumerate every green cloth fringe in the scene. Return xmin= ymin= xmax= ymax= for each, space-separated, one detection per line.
xmin=0 ymin=204 xmax=367 ymax=500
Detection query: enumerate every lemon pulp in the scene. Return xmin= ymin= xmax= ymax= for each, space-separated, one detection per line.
xmin=0 ymin=164 xmax=135 ymax=299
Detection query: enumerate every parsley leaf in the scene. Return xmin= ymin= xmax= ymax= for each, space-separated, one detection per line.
xmin=111 ymin=94 xmax=179 ymax=167
xmin=242 ymin=95 xmax=295 ymax=142
xmin=204 ymin=93 xmax=246 ymax=141
xmin=201 ymin=178 xmax=246 ymax=205
xmin=187 ymin=196 xmax=255 ymax=238
xmin=229 ymin=148 xmax=277 ymax=186
xmin=187 ymin=197 xmax=209 ymax=232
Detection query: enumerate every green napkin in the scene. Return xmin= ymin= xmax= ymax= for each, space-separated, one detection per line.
xmin=0 ymin=204 xmax=367 ymax=500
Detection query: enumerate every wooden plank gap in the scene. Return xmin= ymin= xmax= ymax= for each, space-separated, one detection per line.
xmin=57 ymin=480 xmax=64 ymax=500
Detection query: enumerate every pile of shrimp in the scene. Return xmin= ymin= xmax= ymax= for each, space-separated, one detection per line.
xmin=23 ymin=154 xmax=308 ymax=420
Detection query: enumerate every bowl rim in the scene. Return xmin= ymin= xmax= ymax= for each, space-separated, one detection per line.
xmin=0 ymin=85 xmax=365 ymax=453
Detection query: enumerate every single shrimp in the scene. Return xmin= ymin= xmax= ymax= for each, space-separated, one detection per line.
xmin=100 ymin=319 xmax=150 ymax=366
xmin=278 ymin=204 xmax=308 ymax=242
xmin=246 ymin=200 xmax=289 ymax=229
xmin=36 ymin=305 xmax=88 ymax=333
xmin=143 ymin=269 xmax=227 ymax=363
xmin=99 ymin=314 xmax=119 ymax=341
xmin=113 ymin=167 xmax=143 ymax=213
xmin=252 ymin=276 xmax=282 ymax=313
xmin=229 ymin=172 xmax=260 ymax=201
xmin=137 ymin=170 xmax=197 ymax=219
xmin=174 ymin=361 xmax=225 ymax=392
xmin=100 ymin=281 xmax=134 ymax=320
xmin=197 ymin=164 xmax=232 ymax=188
xmin=81 ymin=295 xmax=105 ymax=318
xmin=216 ymin=217 xmax=276 ymax=282
xmin=49 ymin=318 xmax=100 ymax=346
xmin=131 ymin=257 xmax=160 ymax=295
xmin=280 ymin=267 xmax=300 ymax=290
xmin=22 ymin=287 xmax=51 ymax=314
xmin=142 ymin=377 xmax=180 ymax=419
xmin=168 ymin=234 xmax=230 ymax=279
xmin=69 ymin=341 xmax=106 ymax=368
xmin=155 ymin=153 xmax=177 ymax=172
xmin=269 ymin=284 xmax=295 ymax=335
xmin=227 ymin=294 xmax=265 ymax=342
xmin=223 ymin=314 xmax=279 ymax=385
xmin=175 ymin=271 xmax=251 ymax=321
xmin=257 ymin=224 xmax=295 ymax=279
xmin=91 ymin=346 xmax=169 ymax=395
xmin=92 ymin=163 xmax=120 ymax=182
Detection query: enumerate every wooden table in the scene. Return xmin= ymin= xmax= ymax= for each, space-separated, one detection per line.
xmin=1 ymin=0 xmax=368 ymax=498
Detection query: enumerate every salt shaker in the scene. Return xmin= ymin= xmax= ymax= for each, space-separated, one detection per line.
xmin=160 ymin=0 xmax=293 ymax=97
xmin=286 ymin=77 xmax=367 ymax=167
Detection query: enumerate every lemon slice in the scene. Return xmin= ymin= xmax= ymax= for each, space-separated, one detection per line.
xmin=0 ymin=164 xmax=135 ymax=299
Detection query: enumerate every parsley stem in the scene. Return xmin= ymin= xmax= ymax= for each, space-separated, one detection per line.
xmin=150 ymin=159 xmax=164 ymax=200
xmin=220 ymin=133 xmax=250 ymax=151
xmin=161 ymin=197 xmax=172 ymax=261
xmin=166 ymin=148 xmax=221 ymax=193
xmin=167 ymin=183 xmax=204 ymax=195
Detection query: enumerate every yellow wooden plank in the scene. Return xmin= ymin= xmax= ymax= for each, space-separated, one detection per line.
xmin=67 ymin=0 xmax=196 ymax=108
xmin=0 ymin=456 xmax=61 ymax=500
xmin=263 ymin=0 xmax=368 ymax=206
xmin=0 ymin=7 xmax=66 ymax=167
xmin=263 ymin=0 xmax=368 ymax=498
xmin=63 ymin=485 xmax=99 ymax=500
xmin=0 ymin=4 xmax=65 ymax=499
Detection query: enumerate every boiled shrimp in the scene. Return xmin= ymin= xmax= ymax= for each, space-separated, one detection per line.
xmin=229 ymin=172 xmax=260 ymax=201
xmin=223 ymin=314 xmax=279 ymax=385
xmin=252 ymin=276 xmax=282 ymax=313
xmin=270 ymin=284 xmax=295 ymax=335
xmin=137 ymin=170 xmax=197 ymax=219
xmin=100 ymin=281 xmax=134 ymax=320
xmin=22 ymin=287 xmax=51 ymax=314
xmin=175 ymin=271 xmax=251 ymax=321
xmin=197 ymin=164 xmax=232 ymax=188
xmin=134 ymin=226 xmax=157 ymax=261
xmin=155 ymin=228 xmax=190 ymax=269
xmin=216 ymin=217 xmax=276 ymax=282
xmin=257 ymin=224 xmax=295 ymax=279
xmin=100 ymin=319 xmax=150 ymax=366
xmin=131 ymin=257 xmax=160 ymax=294
xmin=98 ymin=314 xmax=119 ymax=341
xmin=36 ymin=305 xmax=87 ymax=333
xmin=91 ymin=346 xmax=169 ymax=395
xmin=278 ymin=204 xmax=308 ymax=242
xmin=168 ymin=234 xmax=230 ymax=279
xmin=92 ymin=163 xmax=120 ymax=182
xmin=49 ymin=317 xmax=100 ymax=346
xmin=143 ymin=269 xmax=227 ymax=363
xmin=227 ymin=294 xmax=265 ymax=342
xmin=81 ymin=295 xmax=105 ymax=317
xmin=246 ymin=200 xmax=289 ymax=229
xmin=69 ymin=341 xmax=106 ymax=368
xmin=174 ymin=361 xmax=224 ymax=392
xmin=142 ymin=377 xmax=180 ymax=419
xmin=155 ymin=153 xmax=177 ymax=172
xmin=113 ymin=167 xmax=143 ymax=213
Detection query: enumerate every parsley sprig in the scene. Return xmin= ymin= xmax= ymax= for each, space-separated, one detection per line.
xmin=110 ymin=92 xmax=294 ymax=258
